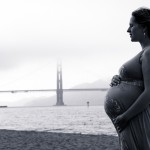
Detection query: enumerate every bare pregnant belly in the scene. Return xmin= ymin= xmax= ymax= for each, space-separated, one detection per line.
xmin=104 ymin=82 xmax=143 ymax=119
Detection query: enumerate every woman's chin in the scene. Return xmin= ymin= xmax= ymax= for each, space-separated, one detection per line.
xmin=130 ymin=36 xmax=135 ymax=41
xmin=130 ymin=38 xmax=136 ymax=42
xmin=130 ymin=37 xmax=138 ymax=42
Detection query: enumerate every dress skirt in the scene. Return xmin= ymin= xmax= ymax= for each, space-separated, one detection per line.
xmin=104 ymin=81 xmax=150 ymax=150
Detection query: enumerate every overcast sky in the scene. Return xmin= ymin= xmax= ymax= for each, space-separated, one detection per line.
xmin=0 ymin=0 xmax=149 ymax=106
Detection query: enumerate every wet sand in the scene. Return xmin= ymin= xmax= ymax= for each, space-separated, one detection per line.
xmin=0 ymin=130 xmax=119 ymax=150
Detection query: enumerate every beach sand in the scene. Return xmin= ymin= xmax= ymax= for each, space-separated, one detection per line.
xmin=0 ymin=130 xmax=119 ymax=150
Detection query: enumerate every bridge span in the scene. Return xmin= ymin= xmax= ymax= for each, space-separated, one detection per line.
xmin=0 ymin=62 xmax=108 ymax=105
xmin=0 ymin=88 xmax=108 ymax=93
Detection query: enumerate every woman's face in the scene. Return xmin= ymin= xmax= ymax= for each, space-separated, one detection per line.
xmin=127 ymin=16 xmax=144 ymax=42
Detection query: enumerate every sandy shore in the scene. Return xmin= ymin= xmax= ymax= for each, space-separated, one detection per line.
xmin=0 ymin=130 xmax=119 ymax=150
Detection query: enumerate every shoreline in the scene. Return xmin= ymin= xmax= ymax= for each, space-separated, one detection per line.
xmin=0 ymin=130 xmax=119 ymax=150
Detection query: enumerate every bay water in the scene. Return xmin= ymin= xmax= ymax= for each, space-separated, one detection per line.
xmin=0 ymin=106 xmax=117 ymax=136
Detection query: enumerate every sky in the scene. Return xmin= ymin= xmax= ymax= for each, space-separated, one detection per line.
xmin=0 ymin=0 xmax=150 ymax=106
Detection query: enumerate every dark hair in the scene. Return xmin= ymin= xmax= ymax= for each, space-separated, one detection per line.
xmin=132 ymin=7 xmax=150 ymax=37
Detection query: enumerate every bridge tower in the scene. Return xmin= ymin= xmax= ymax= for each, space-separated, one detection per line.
xmin=56 ymin=61 xmax=64 ymax=106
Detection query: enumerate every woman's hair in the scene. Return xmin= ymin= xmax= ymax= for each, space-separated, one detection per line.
xmin=132 ymin=7 xmax=150 ymax=37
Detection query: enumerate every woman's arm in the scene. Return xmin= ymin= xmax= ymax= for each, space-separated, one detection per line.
xmin=114 ymin=49 xmax=150 ymax=132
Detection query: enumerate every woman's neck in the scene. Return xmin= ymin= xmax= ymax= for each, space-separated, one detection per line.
xmin=140 ymin=38 xmax=150 ymax=50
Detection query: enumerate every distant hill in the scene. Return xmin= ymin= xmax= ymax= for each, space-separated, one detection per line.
xmin=24 ymin=79 xmax=109 ymax=106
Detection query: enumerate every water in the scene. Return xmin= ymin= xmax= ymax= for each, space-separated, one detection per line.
xmin=0 ymin=106 xmax=117 ymax=136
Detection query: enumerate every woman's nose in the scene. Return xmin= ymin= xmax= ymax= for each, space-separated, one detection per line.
xmin=127 ymin=27 xmax=130 ymax=33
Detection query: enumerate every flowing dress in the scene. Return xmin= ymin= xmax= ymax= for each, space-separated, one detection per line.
xmin=104 ymin=51 xmax=150 ymax=150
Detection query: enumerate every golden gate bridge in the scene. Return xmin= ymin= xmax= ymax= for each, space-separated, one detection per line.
xmin=0 ymin=62 xmax=108 ymax=106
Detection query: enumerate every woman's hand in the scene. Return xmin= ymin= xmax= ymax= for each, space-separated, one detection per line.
xmin=110 ymin=75 xmax=121 ymax=87
xmin=114 ymin=114 xmax=128 ymax=133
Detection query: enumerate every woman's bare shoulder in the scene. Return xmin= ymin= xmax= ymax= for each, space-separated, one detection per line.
xmin=141 ymin=48 xmax=150 ymax=61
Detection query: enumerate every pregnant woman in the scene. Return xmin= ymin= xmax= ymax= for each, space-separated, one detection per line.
xmin=104 ymin=7 xmax=150 ymax=149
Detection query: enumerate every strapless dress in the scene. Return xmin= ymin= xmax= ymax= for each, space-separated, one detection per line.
xmin=104 ymin=79 xmax=150 ymax=150
xmin=104 ymin=50 xmax=150 ymax=149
